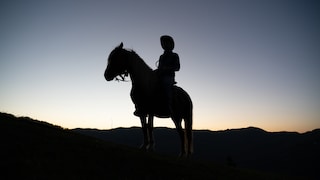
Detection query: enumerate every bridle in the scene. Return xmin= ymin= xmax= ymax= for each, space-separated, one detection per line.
xmin=115 ymin=71 xmax=129 ymax=82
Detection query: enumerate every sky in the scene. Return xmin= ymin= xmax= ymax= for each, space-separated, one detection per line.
xmin=1 ymin=0 xmax=319 ymax=133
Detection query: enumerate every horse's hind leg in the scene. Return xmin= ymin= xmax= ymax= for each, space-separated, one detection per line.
xmin=185 ymin=116 xmax=193 ymax=156
xmin=173 ymin=117 xmax=186 ymax=156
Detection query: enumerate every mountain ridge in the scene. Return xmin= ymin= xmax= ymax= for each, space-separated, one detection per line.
xmin=74 ymin=126 xmax=320 ymax=179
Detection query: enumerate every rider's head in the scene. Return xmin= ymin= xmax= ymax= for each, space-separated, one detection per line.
xmin=160 ymin=35 xmax=174 ymax=51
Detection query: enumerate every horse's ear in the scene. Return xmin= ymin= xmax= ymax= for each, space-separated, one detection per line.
xmin=119 ymin=42 xmax=123 ymax=49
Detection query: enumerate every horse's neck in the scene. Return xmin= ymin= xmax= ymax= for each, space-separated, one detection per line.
xmin=128 ymin=53 xmax=153 ymax=87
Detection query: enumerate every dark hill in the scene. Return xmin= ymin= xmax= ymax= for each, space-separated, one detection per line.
xmin=0 ymin=112 xmax=290 ymax=179
xmin=74 ymin=126 xmax=320 ymax=179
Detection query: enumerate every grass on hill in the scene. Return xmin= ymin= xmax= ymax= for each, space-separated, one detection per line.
xmin=0 ymin=112 xmax=295 ymax=179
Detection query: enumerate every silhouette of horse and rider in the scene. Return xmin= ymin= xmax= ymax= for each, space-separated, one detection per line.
xmin=104 ymin=36 xmax=193 ymax=156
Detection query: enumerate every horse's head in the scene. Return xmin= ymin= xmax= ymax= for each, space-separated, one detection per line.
xmin=104 ymin=42 xmax=129 ymax=81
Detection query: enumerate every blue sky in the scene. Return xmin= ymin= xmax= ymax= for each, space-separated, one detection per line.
xmin=1 ymin=0 xmax=319 ymax=132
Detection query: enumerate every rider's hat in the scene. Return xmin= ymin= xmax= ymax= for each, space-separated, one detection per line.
xmin=160 ymin=35 xmax=175 ymax=51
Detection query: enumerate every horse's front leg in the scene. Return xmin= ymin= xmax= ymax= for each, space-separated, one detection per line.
xmin=147 ymin=114 xmax=155 ymax=151
xmin=139 ymin=115 xmax=149 ymax=150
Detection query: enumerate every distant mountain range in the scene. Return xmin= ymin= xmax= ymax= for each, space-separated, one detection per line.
xmin=74 ymin=126 xmax=320 ymax=179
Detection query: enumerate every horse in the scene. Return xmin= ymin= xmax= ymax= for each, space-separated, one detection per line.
xmin=104 ymin=43 xmax=193 ymax=156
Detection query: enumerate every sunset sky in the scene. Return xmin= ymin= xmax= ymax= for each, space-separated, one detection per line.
xmin=1 ymin=0 xmax=319 ymax=132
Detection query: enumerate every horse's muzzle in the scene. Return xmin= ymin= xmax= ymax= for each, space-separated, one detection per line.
xmin=104 ymin=70 xmax=114 ymax=81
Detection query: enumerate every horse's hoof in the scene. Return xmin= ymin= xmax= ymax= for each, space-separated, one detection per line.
xmin=139 ymin=144 xmax=148 ymax=151
xmin=179 ymin=153 xmax=187 ymax=158
xmin=146 ymin=144 xmax=155 ymax=152
xmin=179 ymin=152 xmax=192 ymax=159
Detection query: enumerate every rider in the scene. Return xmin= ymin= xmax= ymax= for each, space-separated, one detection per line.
xmin=157 ymin=35 xmax=180 ymax=114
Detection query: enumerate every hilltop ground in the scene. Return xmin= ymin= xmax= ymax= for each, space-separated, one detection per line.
xmin=74 ymin=126 xmax=320 ymax=179
xmin=0 ymin=112 xmax=309 ymax=179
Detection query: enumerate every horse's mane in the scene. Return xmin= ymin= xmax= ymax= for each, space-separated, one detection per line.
xmin=126 ymin=49 xmax=153 ymax=72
